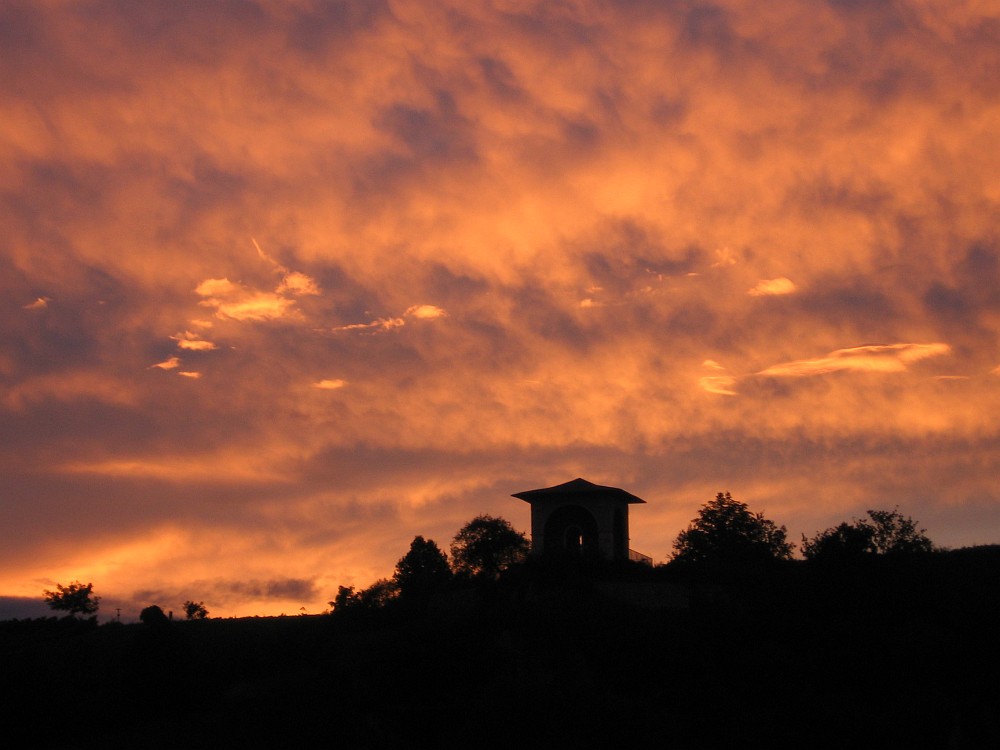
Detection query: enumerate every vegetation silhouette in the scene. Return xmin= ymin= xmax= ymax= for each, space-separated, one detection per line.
xmin=43 ymin=580 xmax=100 ymax=618
xmin=393 ymin=535 xmax=453 ymax=605
xmin=4 ymin=507 xmax=999 ymax=748
xmin=449 ymin=514 xmax=529 ymax=580
xmin=671 ymin=491 xmax=794 ymax=566
xmin=803 ymin=506 xmax=934 ymax=561
xmin=183 ymin=600 xmax=209 ymax=619
xmin=139 ymin=604 xmax=170 ymax=626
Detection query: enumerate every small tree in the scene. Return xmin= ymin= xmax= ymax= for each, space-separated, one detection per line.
xmin=671 ymin=492 xmax=794 ymax=565
xmin=43 ymin=581 xmax=100 ymax=618
xmin=140 ymin=605 xmax=170 ymax=626
xmin=393 ymin=535 xmax=452 ymax=599
xmin=183 ymin=600 xmax=209 ymax=620
xmin=330 ymin=585 xmax=359 ymax=612
xmin=450 ymin=514 xmax=529 ymax=580
xmin=803 ymin=507 xmax=933 ymax=561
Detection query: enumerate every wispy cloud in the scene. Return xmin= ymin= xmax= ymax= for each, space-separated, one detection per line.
xmin=150 ymin=356 xmax=182 ymax=370
xmin=699 ymin=360 xmax=738 ymax=396
xmin=758 ymin=344 xmax=951 ymax=378
xmin=332 ymin=317 xmax=406 ymax=333
xmin=23 ymin=297 xmax=49 ymax=310
xmin=332 ymin=304 xmax=448 ymax=333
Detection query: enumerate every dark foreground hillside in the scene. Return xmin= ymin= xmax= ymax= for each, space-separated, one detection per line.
xmin=2 ymin=548 xmax=999 ymax=749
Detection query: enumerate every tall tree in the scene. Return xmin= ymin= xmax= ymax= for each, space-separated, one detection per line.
xmin=450 ymin=515 xmax=529 ymax=579
xmin=671 ymin=492 xmax=794 ymax=565
xmin=393 ymin=535 xmax=452 ymax=599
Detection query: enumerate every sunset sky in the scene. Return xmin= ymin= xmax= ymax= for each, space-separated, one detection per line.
xmin=2 ymin=0 xmax=999 ymax=619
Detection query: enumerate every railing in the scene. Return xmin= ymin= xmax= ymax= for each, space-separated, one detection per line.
xmin=629 ymin=549 xmax=653 ymax=566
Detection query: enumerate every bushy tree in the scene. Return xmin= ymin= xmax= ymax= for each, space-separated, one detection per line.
xmin=140 ymin=604 xmax=170 ymax=626
xmin=867 ymin=508 xmax=934 ymax=554
xmin=329 ymin=579 xmax=399 ymax=613
xmin=800 ymin=521 xmax=875 ymax=561
xmin=803 ymin=507 xmax=933 ymax=561
xmin=183 ymin=600 xmax=209 ymax=620
xmin=43 ymin=581 xmax=100 ymax=617
xmin=450 ymin=514 xmax=529 ymax=579
xmin=330 ymin=585 xmax=358 ymax=612
xmin=671 ymin=492 xmax=794 ymax=565
xmin=393 ymin=535 xmax=452 ymax=599
xmin=356 ymin=578 xmax=399 ymax=608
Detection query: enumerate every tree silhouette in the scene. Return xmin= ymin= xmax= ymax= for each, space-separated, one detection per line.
xmin=867 ymin=507 xmax=934 ymax=554
xmin=800 ymin=521 xmax=875 ymax=561
xmin=330 ymin=579 xmax=399 ymax=613
xmin=140 ymin=605 xmax=170 ymax=626
xmin=450 ymin=514 xmax=529 ymax=579
xmin=183 ymin=600 xmax=209 ymax=619
xmin=43 ymin=581 xmax=100 ymax=617
xmin=357 ymin=578 xmax=399 ymax=608
xmin=330 ymin=585 xmax=358 ymax=612
xmin=393 ymin=535 xmax=452 ymax=599
xmin=803 ymin=507 xmax=933 ymax=560
xmin=671 ymin=492 xmax=794 ymax=565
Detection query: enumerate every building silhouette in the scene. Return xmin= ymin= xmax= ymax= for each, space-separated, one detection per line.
xmin=513 ymin=477 xmax=650 ymax=563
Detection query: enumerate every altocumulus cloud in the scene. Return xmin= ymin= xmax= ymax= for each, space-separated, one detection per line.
xmin=0 ymin=0 xmax=998 ymax=618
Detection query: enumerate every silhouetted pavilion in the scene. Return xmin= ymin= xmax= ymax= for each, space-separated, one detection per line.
xmin=512 ymin=478 xmax=647 ymax=562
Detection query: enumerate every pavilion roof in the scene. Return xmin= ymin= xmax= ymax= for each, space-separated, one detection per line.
xmin=512 ymin=477 xmax=646 ymax=504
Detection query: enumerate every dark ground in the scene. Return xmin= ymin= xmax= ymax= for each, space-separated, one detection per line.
xmin=2 ymin=547 xmax=998 ymax=749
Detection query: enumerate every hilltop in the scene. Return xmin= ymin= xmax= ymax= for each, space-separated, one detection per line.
xmin=2 ymin=546 xmax=999 ymax=748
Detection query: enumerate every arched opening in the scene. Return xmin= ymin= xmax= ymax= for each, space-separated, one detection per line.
xmin=543 ymin=505 xmax=599 ymax=557
xmin=564 ymin=525 xmax=585 ymax=555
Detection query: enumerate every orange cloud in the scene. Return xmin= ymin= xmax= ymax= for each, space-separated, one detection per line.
xmin=758 ymin=344 xmax=951 ymax=378
xmin=277 ymin=272 xmax=321 ymax=296
xmin=312 ymin=379 xmax=348 ymax=390
xmin=2 ymin=0 xmax=998 ymax=618
xmin=405 ymin=304 xmax=447 ymax=319
xmin=196 ymin=280 xmax=298 ymax=322
xmin=748 ymin=277 xmax=797 ymax=297
xmin=699 ymin=360 xmax=739 ymax=396
xmin=151 ymin=356 xmax=181 ymax=370
xmin=170 ymin=331 xmax=217 ymax=351
xmin=332 ymin=317 xmax=406 ymax=333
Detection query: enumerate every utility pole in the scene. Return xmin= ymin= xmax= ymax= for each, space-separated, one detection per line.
xmin=115 ymin=608 xmax=121 ymax=622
